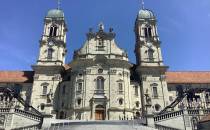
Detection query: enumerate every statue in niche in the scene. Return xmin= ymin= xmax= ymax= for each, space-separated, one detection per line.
xmin=47 ymin=89 xmax=53 ymax=103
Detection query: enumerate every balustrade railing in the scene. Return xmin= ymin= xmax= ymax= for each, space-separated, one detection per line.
xmin=203 ymin=109 xmax=210 ymax=114
xmin=0 ymin=108 xmax=10 ymax=113
xmin=187 ymin=109 xmax=199 ymax=115
xmin=14 ymin=109 xmax=42 ymax=121
xmin=154 ymin=110 xmax=183 ymax=122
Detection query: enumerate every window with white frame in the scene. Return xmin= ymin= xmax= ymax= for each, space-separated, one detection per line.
xmin=77 ymin=83 xmax=82 ymax=94
xmin=47 ymin=48 xmax=53 ymax=59
xmin=42 ymin=86 xmax=47 ymax=95
xmin=148 ymin=48 xmax=154 ymax=62
xmin=134 ymin=86 xmax=139 ymax=96
xmin=118 ymin=83 xmax=123 ymax=94
xmin=95 ymin=76 xmax=104 ymax=94
xmin=151 ymin=83 xmax=158 ymax=98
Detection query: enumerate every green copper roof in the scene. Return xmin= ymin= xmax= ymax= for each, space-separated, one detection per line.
xmin=46 ymin=9 xmax=64 ymax=18
xmin=138 ymin=9 xmax=155 ymax=19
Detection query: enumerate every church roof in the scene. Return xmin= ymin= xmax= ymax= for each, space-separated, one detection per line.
xmin=0 ymin=71 xmax=34 ymax=83
xmin=138 ymin=9 xmax=155 ymax=19
xmin=0 ymin=71 xmax=210 ymax=84
xmin=46 ymin=9 xmax=64 ymax=18
xmin=166 ymin=71 xmax=210 ymax=84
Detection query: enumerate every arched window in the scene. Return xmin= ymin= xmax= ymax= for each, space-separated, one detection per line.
xmin=96 ymin=77 xmax=104 ymax=94
xmin=77 ymin=98 xmax=82 ymax=106
xmin=40 ymin=103 xmax=45 ymax=110
xmin=136 ymin=101 xmax=140 ymax=108
xmin=49 ymin=25 xmax=58 ymax=37
xmin=144 ymin=26 xmax=152 ymax=38
xmin=148 ymin=48 xmax=154 ymax=62
xmin=148 ymin=27 xmax=152 ymax=37
xmin=42 ymin=86 xmax=47 ymax=95
xmin=47 ymin=48 xmax=53 ymax=59
xmin=144 ymin=28 xmax=148 ymax=38
xmin=60 ymin=111 xmax=65 ymax=119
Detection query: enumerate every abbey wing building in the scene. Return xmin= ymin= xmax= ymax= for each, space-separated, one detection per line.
xmin=0 ymin=6 xmax=210 ymax=130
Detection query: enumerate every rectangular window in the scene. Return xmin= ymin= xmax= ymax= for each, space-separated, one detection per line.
xmin=144 ymin=28 xmax=148 ymax=38
xmin=135 ymin=86 xmax=139 ymax=96
xmin=153 ymin=87 xmax=158 ymax=98
xmin=47 ymin=48 xmax=53 ymax=59
xmin=97 ymin=39 xmax=105 ymax=51
xmin=77 ymin=83 xmax=82 ymax=94
xmin=148 ymin=28 xmax=152 ymax=37
xmin=119 ymin=83 xmax=123 ymax=94
xmin=43 ymin=86 xmax=47 ymax=95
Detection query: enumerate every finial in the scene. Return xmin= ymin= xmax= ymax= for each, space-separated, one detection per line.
xmin=98 ymin=22 xmax=104 ymax=31
xmin=141 ymin=0 xmax=145 ymax=9
xmin=57 ymin=0 xmax=61 ymax=10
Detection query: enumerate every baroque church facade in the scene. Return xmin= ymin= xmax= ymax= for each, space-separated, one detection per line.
xmin=1 ymin=5 xmax=210 ymax=130
xmin=30 ymin=7 xmax=169 ymax=120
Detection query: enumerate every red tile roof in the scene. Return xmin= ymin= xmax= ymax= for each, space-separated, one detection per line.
xmin=64 ymin=64 xmax=71 ymax=70
xmin=0 ymin=71 xmax=34 ymax=83
xmin=0 ymin=71 xmax=210 ymax=84
xmin=166 ymin=71 xmax=210 ymax=84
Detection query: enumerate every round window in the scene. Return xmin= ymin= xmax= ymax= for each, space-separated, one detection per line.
xmin=119 ymin=98 xmax=123 ymax=105
xmin=98 ymin=69 xmax=103 ymax=73
xmin=154 ymin=104 xmax=161 ymax=111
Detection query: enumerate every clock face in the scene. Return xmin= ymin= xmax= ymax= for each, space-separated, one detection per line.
xmin=48 ymin=41 xmax=54 ymax=46
xmin=147 ymin=42 xmax=152 ymax=48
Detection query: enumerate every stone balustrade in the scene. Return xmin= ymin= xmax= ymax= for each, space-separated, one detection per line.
xmin=0 ymin=108 xmax=42 ymax=122
xmin=203 ymin=109 xmax=210 ymax=114
xmin=14 ymin=109 xmax=42 ymax=121
xmin=154 ymin=110 xmax=183 ymax=122
xmin=0 ymin=108 xmax=10 ymax=113
xmin=187 ymin=109 xmax=199 ymax=115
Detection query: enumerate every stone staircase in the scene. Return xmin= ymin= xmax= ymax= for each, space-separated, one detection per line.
xmin=154 ymin=109 xmax=210 ymax=130
xmin=0 ymin=108 xmax=42 ymax=129
xmin=43 ymin=120 xmax=157 ymax=130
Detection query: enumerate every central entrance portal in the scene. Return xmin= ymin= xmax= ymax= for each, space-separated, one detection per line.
xmin=95 ymin=105 xmax=105 ymax=120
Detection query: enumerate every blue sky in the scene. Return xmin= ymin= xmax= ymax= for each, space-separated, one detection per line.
xmin=0 ymin=0 xmax=210 ymax=71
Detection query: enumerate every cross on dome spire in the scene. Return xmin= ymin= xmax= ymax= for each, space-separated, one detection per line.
xmin=57 ymin=0 xmax=61 ymax=10
xmin=141 ymin=0 xmax=145 ymax=9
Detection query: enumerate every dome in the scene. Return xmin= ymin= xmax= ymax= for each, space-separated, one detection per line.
xmin=138 ymin=9 xmax=155 ymax=19
xmin=46 ymin=9 xmax=64 ymax=18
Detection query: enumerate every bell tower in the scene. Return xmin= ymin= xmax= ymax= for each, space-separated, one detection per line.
xmin=37 ymin=9 xmax=67 ymax=66
xmin=31 ymin=8 xmax=68 ymax=117
xmin=134 ymin=4 xmax=169 ymax=125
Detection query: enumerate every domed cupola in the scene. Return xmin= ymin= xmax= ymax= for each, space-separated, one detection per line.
xmin=46 ymin=9 xmax=64 ymax=18
xmin=138 ymin=9 xmax=155 ymax=19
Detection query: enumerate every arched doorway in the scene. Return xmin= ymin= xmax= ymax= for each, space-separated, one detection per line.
xmin=95 ymin=105 xmax=105 ymax=120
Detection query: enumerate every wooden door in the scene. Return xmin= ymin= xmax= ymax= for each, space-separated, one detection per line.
xmin=95 ymin=110 xmax=105 ymax=120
